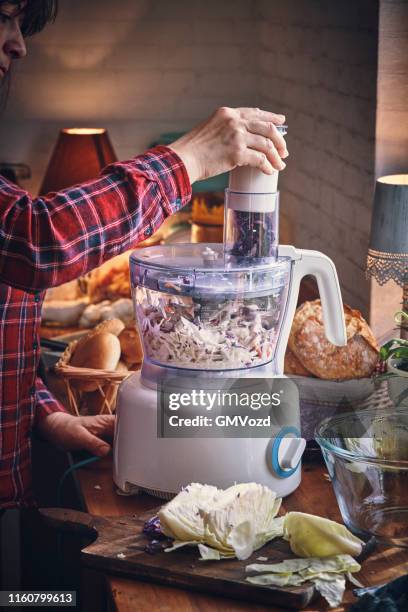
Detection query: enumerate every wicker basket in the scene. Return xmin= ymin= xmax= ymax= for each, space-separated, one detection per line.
xmin=55 ymin=340 xmax=133 ymax=416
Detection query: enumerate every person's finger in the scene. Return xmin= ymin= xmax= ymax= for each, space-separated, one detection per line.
xmin=237 ymin=107 xmax=285 ymax=124
xmin=246 ymin=120 xmax=288 ymax=157
xmin=245 ymin=133 xmax=286 ymax=171
xmin=241 ymin=149 xmax=275 ymax=174
xmin=77 ymin=415 xmax=115 ymax=439
xmin=75 ymin=425 xmax=111 ymax=457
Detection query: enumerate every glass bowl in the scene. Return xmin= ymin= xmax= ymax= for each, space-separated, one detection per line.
xmin=315 ymin=407 xmax=408 ymax=547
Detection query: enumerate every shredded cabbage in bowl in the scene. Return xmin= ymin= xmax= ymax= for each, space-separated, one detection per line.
xmin=137 ymin=294 xmax=281 ymax=370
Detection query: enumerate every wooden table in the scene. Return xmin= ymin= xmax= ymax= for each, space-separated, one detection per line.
xmin=71 ymin=456 xmax=408 ymax=612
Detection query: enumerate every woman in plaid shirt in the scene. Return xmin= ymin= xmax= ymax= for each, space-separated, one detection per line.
xmin=0 ymin=0 xmax=288 ymax=508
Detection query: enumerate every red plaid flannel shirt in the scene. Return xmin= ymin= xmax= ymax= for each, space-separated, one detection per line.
xmin=0 ymin=146 xmax=191 ymax=508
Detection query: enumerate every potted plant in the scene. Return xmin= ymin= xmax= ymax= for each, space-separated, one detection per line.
xmin=379 ymin=312 xmax=408 ymax=407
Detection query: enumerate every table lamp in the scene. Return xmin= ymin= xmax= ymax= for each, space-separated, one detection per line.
xmin=39 ymin=128 xmax=117 ymax=195
xmin=367 ymin=174 xmax=408 ymax=338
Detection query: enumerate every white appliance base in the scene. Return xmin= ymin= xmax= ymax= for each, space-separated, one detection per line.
xmin=114 ymin=372 xmax=303 ymax=499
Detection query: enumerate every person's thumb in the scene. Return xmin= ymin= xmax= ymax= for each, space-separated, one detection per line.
xmin=77 ymin=426 xmax=111 ymax=457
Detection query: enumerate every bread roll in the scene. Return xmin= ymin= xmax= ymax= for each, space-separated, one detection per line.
xmin=96 ymin=318 xmax=125 ymax=337
xmin=119 ymin=327 xmax=143 ymax=366
xmin=71 ymin=332 xmax=121 ymax=369
xmin=289 ymin=300 xmax=379 ymax=380
xmin=84 ymin=361 xmax=128 ymax=414
xmin=74 ymin=318 xmax=125 ymax=355
xmin=71 ymin=332 xmax=121 ymax=391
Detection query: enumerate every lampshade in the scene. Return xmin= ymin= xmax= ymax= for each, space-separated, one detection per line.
xmin=39 ymin=128 xmax=117 ymax=195
xmin=366 ymin=174 xmax=408 ymax=287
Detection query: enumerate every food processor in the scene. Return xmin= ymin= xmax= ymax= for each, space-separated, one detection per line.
xmin=114 ymin=127 xmax=347 ymax=499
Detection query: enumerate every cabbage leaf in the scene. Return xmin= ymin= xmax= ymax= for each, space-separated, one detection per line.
xmin=313 ymin=576 xmax=346 ymax=608
xmin=283 ymin=512 xmax=363 ymax=558
xmin=245 ymin=554 xmax=361 ymax=609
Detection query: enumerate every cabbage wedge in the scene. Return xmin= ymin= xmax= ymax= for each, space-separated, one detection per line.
xmin=158 ymin=482 xmax=283 ymax=560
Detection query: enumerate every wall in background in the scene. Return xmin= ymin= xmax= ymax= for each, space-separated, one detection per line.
xmin=2 ymin=0 xmax=404 ymax=325
xmin=257 ymin=0 xmax=379 ymax=316
xmin=0 ymin=0 xmax=260 ymax=194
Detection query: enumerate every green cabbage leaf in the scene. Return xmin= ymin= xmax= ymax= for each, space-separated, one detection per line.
xmin=283 ymin=511 xmax=364 ymax=557
xmin=246 ymin=554 xmax=361 ymax=609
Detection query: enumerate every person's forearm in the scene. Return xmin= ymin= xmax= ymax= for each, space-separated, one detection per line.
xmin=0 ymin=146 xmax=191 ymax=293
xmin=0 ymin=106 xmax=287 ymax=294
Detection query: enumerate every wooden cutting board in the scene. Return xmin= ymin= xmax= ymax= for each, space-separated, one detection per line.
xmin=41 ymin=507 xmax=316 ymax=609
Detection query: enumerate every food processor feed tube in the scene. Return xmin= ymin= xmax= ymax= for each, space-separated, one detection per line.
xmin=224 ymin=125 xmax=287 ymax=263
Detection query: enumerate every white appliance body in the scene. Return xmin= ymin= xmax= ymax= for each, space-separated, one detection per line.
xmin=114 ymin=371 xmax=303 ymax=498
xmin=113 ymin=245 xmax=346 ymax=499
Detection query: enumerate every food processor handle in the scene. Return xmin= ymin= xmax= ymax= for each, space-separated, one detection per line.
xmin=276 ymin=246 xmax=347 ymax=373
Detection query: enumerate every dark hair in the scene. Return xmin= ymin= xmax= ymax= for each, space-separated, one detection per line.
xmin=0 ymin=1 xmax=58 ymax=110
xmin=1 ymin=0 xmax=59 ymax=36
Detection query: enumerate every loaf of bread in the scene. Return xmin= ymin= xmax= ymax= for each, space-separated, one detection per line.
xmin=288 ymin=300 xmax=379 ymax=380
xmin=284 ymin=347 xmax=313 ymax=377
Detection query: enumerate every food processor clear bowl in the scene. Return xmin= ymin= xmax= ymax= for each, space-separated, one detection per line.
xmin=315 ymin=407 xmax=408 ymax=547
xmin=130 ymin=244 xmax=292 ymax=371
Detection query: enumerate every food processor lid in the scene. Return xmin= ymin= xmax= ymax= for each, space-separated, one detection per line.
xmin=131 ymin=243 xmax=289 ymax=273
xmin=130 ymin=244 xmax=292 ymax=298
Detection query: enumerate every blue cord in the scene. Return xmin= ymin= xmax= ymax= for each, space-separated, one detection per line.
xmin=57 ymin=455 xmax=101 ymax=507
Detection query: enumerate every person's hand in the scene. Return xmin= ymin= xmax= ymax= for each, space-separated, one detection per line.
xmin=169 ymin=106 xmax=288 ymax=184
xmin=36 ymin=412 xmax=115 ymax=457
